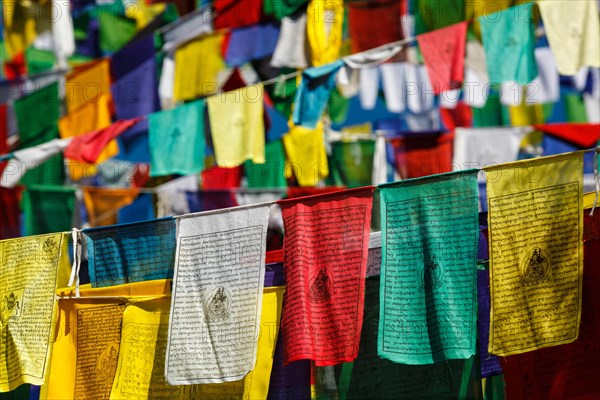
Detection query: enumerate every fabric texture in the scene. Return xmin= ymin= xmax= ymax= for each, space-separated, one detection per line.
xmin=148 ymin=101 xmax=206 ymax=177
xmin=479 ymin=3 xmax=537 ymax=85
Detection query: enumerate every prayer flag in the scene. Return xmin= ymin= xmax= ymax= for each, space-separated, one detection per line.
xmin=22 ymin=185 xmax=76 ymax=236
xmin=225 ymin=23 xmax=280 ymax=67
xmin=414 ymin=0 xmax=465 ymax=33
xmin=331 ymin=140 xmax=376 ymax=188
xmin=282 ymin=122 xmax=329 ymax=187
xmin=501 ymin=208 xmax=600 ymax=398
xmin=64 ymin=118 xmax=141 ymax=164
xmin=390 ymin=132 xmax=454 ymax=179
xmin=82 ymin=187 xmax=140 ymax=227
xmin=484 ymin=153 xmax=584 ymax=356
xmin=0 ymin=233 xmax=67 ymax=391
xmin=245 ymin=140 xmax=288 ymax=189
xmin=343 ymin=278 xmax=477 ymax=398
xmin=65 ymin=59 xmax=113 ymax=114
xmin=14 ymin=82 xmax=64 ymax=186
xmin=1 ymin=138 xmax=71 ymax=188
xmin=270 ymin=11 xmax=309 ymax=69
xmin=207 ymin=84 xmax=266 ymax=166
xmin=479 ymin=3 xmax=537 ymax=85
xmin=41 ymin=280 xmax=171 ymax=400
xmin=348 ymin=0 xmax=405 ymax=55
xmin=0 ymin=188 xmax=20 ymax=240
xmin=305 ymin=0 xmax=344 ymax=66
xmin=533 ymin=123 xmax=600 ymax=148
xmin=278 ymin=187 xmax=374 ymax=366
xmin=83 ymin=218 xmax=176 ymax=288
xmin=293 ymin=61 xmax=344 ymax=129
xmin=417 ymin=21 xmax=467 ymax=94
xmin=173 ymin=33 xmax=225 ymax=101
xmin=148 ymin=101 xmax=205 ymax=177
xmin=213 ymin=0 xmax=263 ymax=30
xmin=537 ymin=0 xmax=600 ymax=75
xmin=453 ymin=127 xmax=527 ymax=172
xmin=166 ymin=205 xmax=270 ymax=384
xmin=477 ymin=267 xmax=503 ymax=378
xmin=378 ymin=170 xmax=479 ymax=364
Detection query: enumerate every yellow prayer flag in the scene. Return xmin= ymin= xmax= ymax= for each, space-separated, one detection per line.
xmin=65 ymin=59 xmax=113 ymax=114
xmin=583 ymin=192 xmax=596 ymax=210
xmin=126 ymin=0 xmax=166 ymax=29
xmin=41 ymin=280 xmax=170 ymax=400
xmin=306 ymin=0 xmax=344 ymax=66
xmin=109 ymin=286 xmax=284 ymax=399
xmin=537 ymin=0 xmax=600 ymax=75
xmin=509 ymin=101 xmax=544 ymax=151
xmin=283 ymin=122 xmax=329 ymax=186
xmin=0 ymin=233 xmax=66 ymax=391
xmin=173 ymin=33 xmax=225 ymax=102
xmin=484 ymin=152 xmax=584 ymax=356
xmin=465 ymin=0 xmax=513 ymax=38
xmin=2 ymin=0 xmax=49 ymax=58
xmin=207 ymin=84 xmax=266 ymax=167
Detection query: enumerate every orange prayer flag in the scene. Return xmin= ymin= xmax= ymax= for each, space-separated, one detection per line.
xmin=82 ymin=187 xmax=140 ymax=227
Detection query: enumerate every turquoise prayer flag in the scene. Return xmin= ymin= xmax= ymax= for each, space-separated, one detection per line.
xmin=479 ymin=3 xmax=537 ymax=85
xmin=84 ymin=218 xmax=177 ymax=287
xmin=293 ymin=60 xmax=344 ymax=129
xmin=148 ymin=100 xmax=206 ymax=177
xmin=378 ymin=170 xmax=479 ymax=364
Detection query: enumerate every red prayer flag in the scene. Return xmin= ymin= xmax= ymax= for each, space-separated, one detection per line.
xmin=348 ymin=0 xmax=405 ymax=60
xmin=0 ymin=187 xmax=21 ymax=239
xmin=533 ymin=123 xmax=600 ymax=148
xmin=64 ymin=118 xmax=141 ymax=163
xmin=213 ymin=0 xmax=263 ymax=30
xmin=0 ymin=104 xmax=8 ymax=156
xmin=278 ymin=187 xmax=374 ymax=366
xmin=500 ymin=210 xmax=600 ymax=399
xmin=440 ymin=101 xmax=473 ymax=130
xmin=3 ymin=52 xmax=26 ymax=81
xmin=201 ymin=165 xmax=243 ymax=189
xmin=0 ymin=104 xmax=9 ymax=177
xmin=417 ymin=21 xmax=467 ymax=94
xmin=286 ymin=186 xmax=346 ymax=199
xmin=390 ymin=132 xmax=454 ymax=179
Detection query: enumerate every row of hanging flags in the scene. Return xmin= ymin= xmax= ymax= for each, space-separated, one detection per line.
xmin=1 ymin=0 xmax=600 ymax=190
xmin=0 ymin=0 xmax=600 ymax=397
xmin=0 ymin=148 xmax=599 ymax=398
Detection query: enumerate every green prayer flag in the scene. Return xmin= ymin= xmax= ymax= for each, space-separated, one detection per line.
xmin=265 ymin=70 xmax=297 ymax=119
xmin=331 ymin=140 xmax=375 ymax=188
xmin=25 ymin=47 xmax=56 ymax=74
xmin=473 ymin=92 xmax=510 ymax=127
xmin=328 ymin=88 xmax=350 ymax=125
xmin=14 ymin=83 xmax=65 ymax=186
xmin=14 ymin=83 xmax=60 ymax=140
xmin=414 ymin=0 xmax=465 ymax=33
xmin=148 ymin=100 xmax=206 ymax=177
xmin=378 ymin=170 xmax=479 ymax=364
xmin=263 ymin=0 xmax=308 ymax=20
xmin=479 ymin=3 xmax=537 ymax=85
xmin=23 ymin=185 xmax=76 ymax=236
xmin=98 ymin=9 xmax=137 ymax=54
xmin=244 ymin=140 xmax=288 ymax=188
xmin=564 ymin=93 xmax=588 ymax=123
